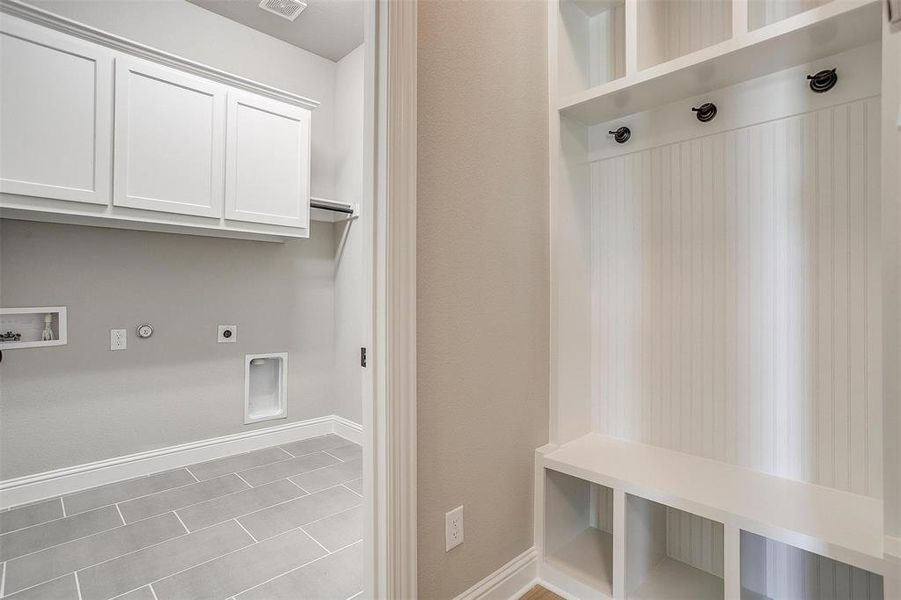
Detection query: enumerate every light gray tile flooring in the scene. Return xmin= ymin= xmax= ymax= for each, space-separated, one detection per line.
xmin=0 ymin=435 xmax=363 ymax=600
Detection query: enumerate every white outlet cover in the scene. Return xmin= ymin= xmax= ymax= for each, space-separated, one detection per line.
xmin=445 ymin=505 xmax=464 ymax=552
xmin=110 ymin=328 xmax=127 ymax=351
xmin=218 ymin=325 xmax=237 ymax=343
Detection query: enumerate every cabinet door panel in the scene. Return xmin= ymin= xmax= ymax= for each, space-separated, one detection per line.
xmin=0 ymin=18 xmax=112 ymax=204
xmin=225 ymin=90 xmax=310 ymax=228
xmin=114 ymin=57 xmax=225 ymax=218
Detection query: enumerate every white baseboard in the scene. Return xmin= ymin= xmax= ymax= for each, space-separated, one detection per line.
xmin=453 ymin=547 xmax=538 ymax=600
xmin=0 ymin=415 xmax=362 ymax=509
xmin=332 ymin=414 xmax=363 ymax=445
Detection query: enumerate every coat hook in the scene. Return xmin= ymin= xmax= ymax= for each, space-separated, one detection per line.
xmin=691 ymin=102 xmax=717 ymax=122
xmin=807 ymin=68 xmax=837 ymax=93
xmin=608 ymin=126 xmax=631 ymax=144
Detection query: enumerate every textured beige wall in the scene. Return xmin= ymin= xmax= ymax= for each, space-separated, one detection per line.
xmin=417 ymin=1 xmax=549 ymax=598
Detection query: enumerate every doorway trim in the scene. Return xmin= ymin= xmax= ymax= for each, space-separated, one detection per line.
xmin=364 ymin=0 xmax=417 ymax=598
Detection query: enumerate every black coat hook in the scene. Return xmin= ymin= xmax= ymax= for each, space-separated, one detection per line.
xmin=807 ymin=68 xmax=837 ymax=93
xmin=692 ymin=102 xmax=717 ymax=122
xmin=608 ymin=126 xmax=631 ymax=144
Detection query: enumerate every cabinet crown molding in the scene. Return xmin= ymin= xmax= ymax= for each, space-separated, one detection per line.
xmin=0 ymin=0 xmax=320 ymax=111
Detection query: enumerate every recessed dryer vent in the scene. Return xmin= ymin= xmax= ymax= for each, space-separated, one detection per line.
xmin=244 ymin=353 xmax=287 ymax=424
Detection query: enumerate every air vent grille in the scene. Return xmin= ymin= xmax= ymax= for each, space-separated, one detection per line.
xmin=258 ymin=0 xmax=307 ymax=21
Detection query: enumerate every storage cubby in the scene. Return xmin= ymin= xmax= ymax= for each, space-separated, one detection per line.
xmin=0 ymin=306 xmax=66 ymax=349
xmin=557 ymin=0 xmax=625 ymax=97
xmin=740 ymin=531 xmax=884 ymax=600
xmin=637 ymin=0 xmax=732 ymax=70
xmin=625 ymin=495 xmax=724 ymax=600
xmin=748 ymin=0 xmax=832 ymax=31
xmin=544 ymin=468 xmax=614 ymax=595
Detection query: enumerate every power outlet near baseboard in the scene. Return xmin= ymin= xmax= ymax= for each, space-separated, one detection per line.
xmin=445 ymin=505 xmax=464 ymax=551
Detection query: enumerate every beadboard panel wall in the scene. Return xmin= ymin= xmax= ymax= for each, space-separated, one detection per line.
xmin=638 ymin=0 xmax=732 ymax=69
xmin=589 ymin=97 xmax=882 ymax=497
xmin=748 ymin=0 xmax=832 ymax=31
xmin=741 ymin=532 xmax=884 ymax=599
xmin=665 ymin=509 xmax=724 ymax=578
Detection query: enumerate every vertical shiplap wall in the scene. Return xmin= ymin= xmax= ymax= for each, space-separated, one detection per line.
xmin=741 ymin=532 xmax=884 ymax=599
xmin=638 ymin=0 xmax=732 ymax=69
xmin=748 ymin=0 xmax=832 ymax=31
xmin=589 ymin=97 xmax=881 ymax=497
xmin=665 ymin=509 xmax=724 ymax=578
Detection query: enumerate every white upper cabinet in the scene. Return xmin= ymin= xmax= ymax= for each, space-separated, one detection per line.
xmin=114 ymin=57 xmax=226 ymax=218
xmin=225 ymin=90 xmax=311 ymax=228
xmin=0 ymin=18 xmax=112 ymax=205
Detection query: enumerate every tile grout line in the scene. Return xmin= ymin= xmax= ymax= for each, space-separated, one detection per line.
xmin=300 ymin=526 xmax=332 ymax=555
xmin=231 ymin=539 xmax=363 ymax=599
xmin=114 ymin=504 xmax=126 ymax=526
xmin=0 ymin=475 xmax=356 ymax=567
xmin=61 ymin=498 xmax=68 ymax=518
xmin=233 ymin=473 xmax=253 ymax=488
xmin=1 ymin=561 xmax=6 ymax=598
xmin=73 ymin=570 xmax=83 ymax=600
xmin=341 ymin=483 xmax=363 ymax=498
xmin=8 ymin=498 xmax=362 ymax=600
xmin=233 ymin=518 xmax=258 ymax=543
xmin=16 ymin=478 xmax=327 ymax=581
xmin=128 ymin=525 xmax=315 ymax=595
xmin=321 ymin=449 xmax=346 ymax=462
xmin=287 ymin=479 xmax=308 ymax=494
xmin=171 ymin=511 xmax=190 ymax=534
xmin=149 ymin=584 xmax=160 ymax=600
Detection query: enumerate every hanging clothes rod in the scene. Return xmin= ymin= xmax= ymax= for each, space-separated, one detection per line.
xmin=310 ymin=197 xmax=356 ymax=215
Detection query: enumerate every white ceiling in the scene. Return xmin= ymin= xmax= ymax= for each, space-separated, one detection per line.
xmin=186 ymin=0 xmax=363 ymax=62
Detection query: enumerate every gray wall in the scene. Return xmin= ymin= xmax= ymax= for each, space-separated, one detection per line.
xmin=416 ymin=1 xmax=550 ymax=597
xmin=0 ymin=1 xmax=365 ymax=479
xmin=0 ymin=220 xmax=335 ymax=479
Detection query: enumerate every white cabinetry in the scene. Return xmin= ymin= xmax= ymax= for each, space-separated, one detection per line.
xmin=114 ymin=57 xmax=226 ymax=218
xmin=225 ymin=90 xmax=310 ymax=228
xmin=0 ymin=4 xmax=319 ymax=241
xmin=0 ymin=18 xmax=112 ymax=205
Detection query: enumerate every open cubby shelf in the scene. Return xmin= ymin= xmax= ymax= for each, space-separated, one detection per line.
xmin=544 ymin=469 xmax=615 ymax=596
xmin=555 ymin=0 xmax=881 ymax=124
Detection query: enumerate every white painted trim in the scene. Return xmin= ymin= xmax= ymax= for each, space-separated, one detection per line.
xmin=0 ymin=415 xmax=358 ymax=509
xmin=0 ymin=0 xmax=319 ymax=110
xmin=887 ymin=534 xmax=901 ymax=559
xmin=365 ymin=0 xmax=417 ymax=598
xmin=332 ymin=415 xmax=363 ymax=445
xmin=453 ymin=547 xmax=539 ymax=600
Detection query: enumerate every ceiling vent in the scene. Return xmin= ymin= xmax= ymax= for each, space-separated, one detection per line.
xmin=258 ymin=0 xmax=307 ymax=21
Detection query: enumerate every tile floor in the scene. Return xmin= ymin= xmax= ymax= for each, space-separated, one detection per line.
xmin=0 ymin=434 xmax=363 ymax=600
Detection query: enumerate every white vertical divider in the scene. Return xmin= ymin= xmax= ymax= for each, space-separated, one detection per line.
xmin=624 ymin=0 xmax=639 ymax=77
xmin=613 ymin=488 xmax=626 ymax=599
xmin=724 ymin=524 xmax=742 ymax=600
xmin=732 ymin=0 xmax=749 ymax=38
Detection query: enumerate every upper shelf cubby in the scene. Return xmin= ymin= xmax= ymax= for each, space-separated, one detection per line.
xmin=637 ymin=0 xmax=732 ymax=70
xmin=557 ymin=0 xmax=626 ymax=97
xmin=557 ymin=0 xmax=881 ymax=125
xmin=748 ymin=0 xmax=832 ymax=30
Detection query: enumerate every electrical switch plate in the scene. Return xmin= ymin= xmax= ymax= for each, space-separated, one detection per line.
xmin=445 ymin=505 xmax=464 ymax=552
xmin=218 ymin=325 xmax=237 ymax=343
xmin=110 ymin=329 xmax=127 ymax=350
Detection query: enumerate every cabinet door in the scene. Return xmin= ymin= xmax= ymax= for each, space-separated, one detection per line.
xmin=0 ymin=18 xmax=112 ymax=205
xmin=114 ymin=57 xmax=225 ymax=218
xmin=225 ymin=90 xmax=311 ymax=228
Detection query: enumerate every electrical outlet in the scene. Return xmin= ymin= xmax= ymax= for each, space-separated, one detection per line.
xmin=445 ymin=505 xmax=464 ymax=552
xmin=110 ymin=328 xmax=127 ymax=351
xmin=218 ymin=325 xmax=237 ymax=343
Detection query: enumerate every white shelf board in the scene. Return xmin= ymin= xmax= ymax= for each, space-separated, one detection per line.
xmin=628 ymin=557 xmax=723 ymax=600
xmin=546 ymin=527 xmax=614 ymax=596
xmin=541 ymin=434 xmax=885 ymax=571
xmin=559 ymin=0 xmax=881 ymax=125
